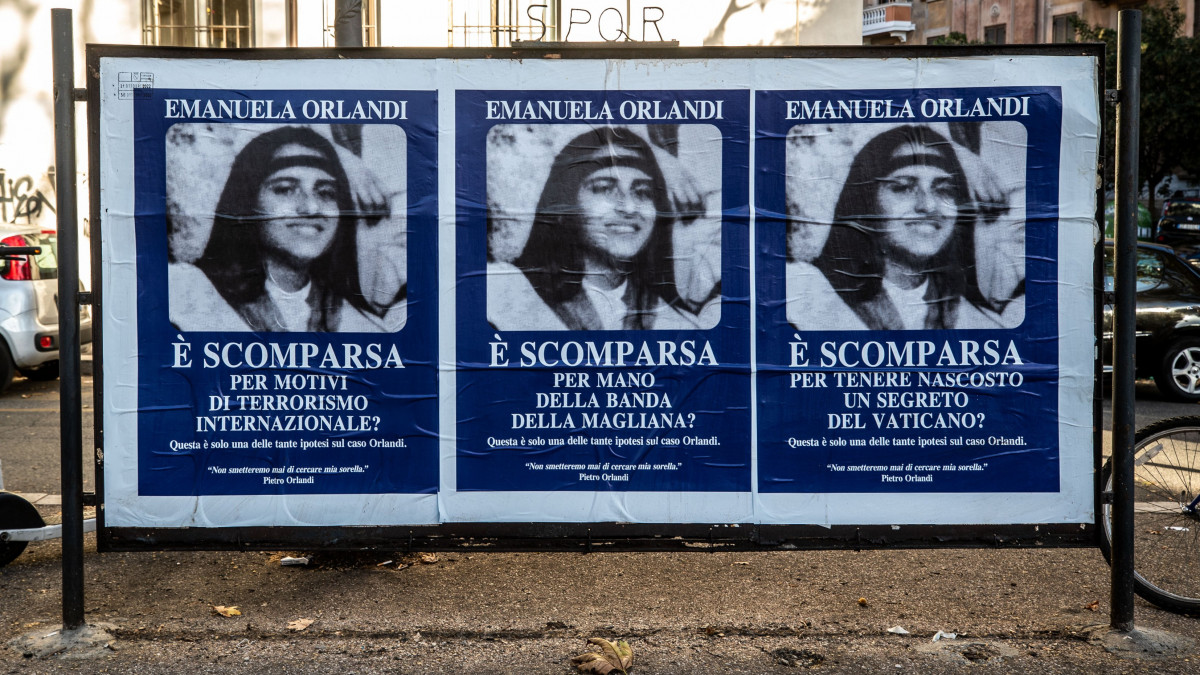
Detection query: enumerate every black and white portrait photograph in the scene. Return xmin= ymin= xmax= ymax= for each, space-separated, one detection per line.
xmin=785 ymin=121 xmax=1027 ymax=331
xmin=486 ymin=123 xmax=723 ymax=331
xmin=165 ymin=123 xmax=408 ymax=333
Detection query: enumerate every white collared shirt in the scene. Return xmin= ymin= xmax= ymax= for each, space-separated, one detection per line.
xmin=582 ymin=278 xmax=629 ymax=330
xmin=882 ymin=277 xmax=930 ymax=330
xmin=265 ymin=277 xmax=313 ymax=331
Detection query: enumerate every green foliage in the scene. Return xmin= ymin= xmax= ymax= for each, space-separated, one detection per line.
xmin=930 ymin=32 xmax=981 ymax=46
xmin=1076 ymin=1 xmax=1200 ymax=212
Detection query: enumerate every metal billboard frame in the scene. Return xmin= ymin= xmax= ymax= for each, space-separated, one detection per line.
xmin=85 ymin=43 xmax=1106 ymax=554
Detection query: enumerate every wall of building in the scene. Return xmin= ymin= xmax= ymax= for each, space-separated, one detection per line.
xmin=1072 ymin=0 xmax=1197 ymax=38
xmin=918 ymin=0 xmax=1194 ymax=45
xmin=0 ymin=0 xmax=140 ymax=286
xmin=391 ymin=1 xmax=862 ymax=48
xmin=0 ymin=0 xmax=859 ymax=291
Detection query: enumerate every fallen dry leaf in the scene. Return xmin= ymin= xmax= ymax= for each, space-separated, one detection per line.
xmin=1085 ymin=600 xmax=1100 ymax=612
xmin=212 ymin=605 xmax=241 ymax=618
xmin=420 ymin=553 xmax=438 ymax=564
xmin=572 ymin=637 xmax=632 ymax=674
xmin=287 ymin=618 xmax=314 ymax=631
xmin=572 ymin=652 xmax=614 ymax=674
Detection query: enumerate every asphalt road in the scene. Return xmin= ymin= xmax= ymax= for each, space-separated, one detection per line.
xmin=0 ymin=374 xmax=94 ymax=495
xmin=1099 ymin=380 xmax=1200 ymax=434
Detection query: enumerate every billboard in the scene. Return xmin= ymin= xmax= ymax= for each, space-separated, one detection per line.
xmin=94 ymin=48 xmax=1100 ymax=540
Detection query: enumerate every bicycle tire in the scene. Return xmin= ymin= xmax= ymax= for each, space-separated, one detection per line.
xmin=0 ymin=492 xmax=43 ymax=568
xmin=1100 ymin=415 xmax=1200 ymax=614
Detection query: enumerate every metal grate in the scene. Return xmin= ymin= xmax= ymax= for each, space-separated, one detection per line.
xmin=448 ymin=0 xmax=560 ymax=47
xmin=143 ymin=0 xmax=253 ymax=48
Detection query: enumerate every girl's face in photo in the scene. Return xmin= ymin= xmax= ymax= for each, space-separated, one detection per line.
xmin=257 ymin=150 xmax=340 ymax=265
xmin=576 ymin=164 xmax=656 ymax=263
xmin=876 ymin=164 xmax=958 ymax=261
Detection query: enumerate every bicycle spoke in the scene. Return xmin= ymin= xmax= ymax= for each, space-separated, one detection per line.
xmin=1106 ymin=418 xmax=1200 ymax=613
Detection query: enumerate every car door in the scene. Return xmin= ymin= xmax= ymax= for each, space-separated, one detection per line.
xmin=1103 ymin=244 xmax=1200 ymax=372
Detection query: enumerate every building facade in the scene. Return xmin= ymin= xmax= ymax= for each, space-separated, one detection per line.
xmin=863 ymin=0 xmax=1199 ymax=45
xmin=0 ymin=1 xmax=861 ymax=284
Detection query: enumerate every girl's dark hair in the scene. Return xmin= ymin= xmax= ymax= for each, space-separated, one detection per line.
xmin=196 ymin=126 xmax=368 ymax=322
xmin=816 ymin=125 xmax=974 ymax=330
xmin=514 ymin=126 xmax=676 ymax=329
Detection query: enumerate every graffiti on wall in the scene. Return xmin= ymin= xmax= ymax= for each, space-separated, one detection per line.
xmin=0 ymin=167 xmax=55 ymax=226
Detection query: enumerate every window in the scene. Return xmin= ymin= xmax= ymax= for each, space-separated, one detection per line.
xmin=363 ymin=0 xmax=380 ymax=46
xmin=983 ymin=23 xmax=1006 ymax=45
xmin=143 ymin=0 xmax=254 ymax=48
xmin=1103 ymin=248 xmax=1200 ymax=295
xmin=323 ymin=0 xmax=382 ymax=46
xmin=1165 ymin=201 xmax=1200 ymax=219
xmin=1052 ymin=13 xmax=1077 ymax=43
xmin=0 ymin=235 xmax=33 ymax=281
xmin=447 ymin=0 xmax=560 ymax=47
xmin=0 ymin=233 xmax=55 ymax=281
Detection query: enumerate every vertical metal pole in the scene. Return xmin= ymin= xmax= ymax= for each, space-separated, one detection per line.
xmin=286 ymin=0 xmax=299 ymax=47
xmin=1111 ymin=8 xmax=1141 ymax=633
xmin=52 ymin=8 xmax=85 ymax=631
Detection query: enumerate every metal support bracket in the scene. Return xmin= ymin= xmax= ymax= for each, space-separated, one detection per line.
xmin=1105 ymin=88 xmax=1119 ymax=104
xmin=1 ymin=519 xmax=96 ymax=543
xmin=72 ymin=88 xmax=87 ymax=102
xmin=78 ymin=291 xmax=93 ymax=306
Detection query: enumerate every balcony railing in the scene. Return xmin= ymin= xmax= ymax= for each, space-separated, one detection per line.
xmin=863 ymin=1 xmax=915 ymax=39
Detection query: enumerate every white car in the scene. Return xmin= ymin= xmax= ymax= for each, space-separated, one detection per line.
xmin=0 ymin=224 xmax=91 ymax=391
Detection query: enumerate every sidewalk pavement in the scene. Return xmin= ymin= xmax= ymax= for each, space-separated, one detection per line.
xmin=5 ymin=430 xmax=1187 ymax=673
xmin=5 ymin=492 xmax=60 ymax=506
xmin=1 ymin=518 xmax=1198 ymax=673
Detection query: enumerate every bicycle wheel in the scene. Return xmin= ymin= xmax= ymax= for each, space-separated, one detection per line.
xmin=1100 ymin=416 xmax=1200 ymax=614
xmin=0 ymin=492 xmax=43 ymax=568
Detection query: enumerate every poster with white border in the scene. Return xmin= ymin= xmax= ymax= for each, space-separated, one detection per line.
xmin=96 ymin=51 xmax=1098 ymax=533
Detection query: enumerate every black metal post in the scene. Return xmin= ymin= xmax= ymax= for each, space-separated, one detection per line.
xmin=1111 ymin=9 xmax=1141 ymax=633
xmin=334 ymin=0 xmax=364 ymax=47
xmin=52 ymin=8 xmax=85 ymax=631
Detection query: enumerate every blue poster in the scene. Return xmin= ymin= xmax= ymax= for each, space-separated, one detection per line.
xmin=132 ymin=89 xmax=439 ymax=496
xmin=455 ymin=90 xmax=752 ymax=492
xmin=756 ymin=88 xmax=1063 ymax=493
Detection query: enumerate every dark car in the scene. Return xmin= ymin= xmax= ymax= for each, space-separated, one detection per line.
xmin=1104 ymin=240 xmax=1200 ymax=400
xmin=1153 ymin=198 xmax=1200 ymax=249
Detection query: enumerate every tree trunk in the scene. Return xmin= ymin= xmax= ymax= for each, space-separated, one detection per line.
xmin=334 ymin=0 xmax=363 ymax=47
xmin=1146 ymin=171 xmax=1165 ymax=222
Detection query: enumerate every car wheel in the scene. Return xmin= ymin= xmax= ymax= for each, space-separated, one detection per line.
xmin=1156 ymin=338 xmax=1200 ymax=401
xmin=0 ymin=342 xmax=13 ymax=393
xmin=19 ymin=361 xmax=59 ymax=381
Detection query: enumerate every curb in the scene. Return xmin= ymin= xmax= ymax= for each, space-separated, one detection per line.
xmin=6 ymin=493 xmax=62 ymax=506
